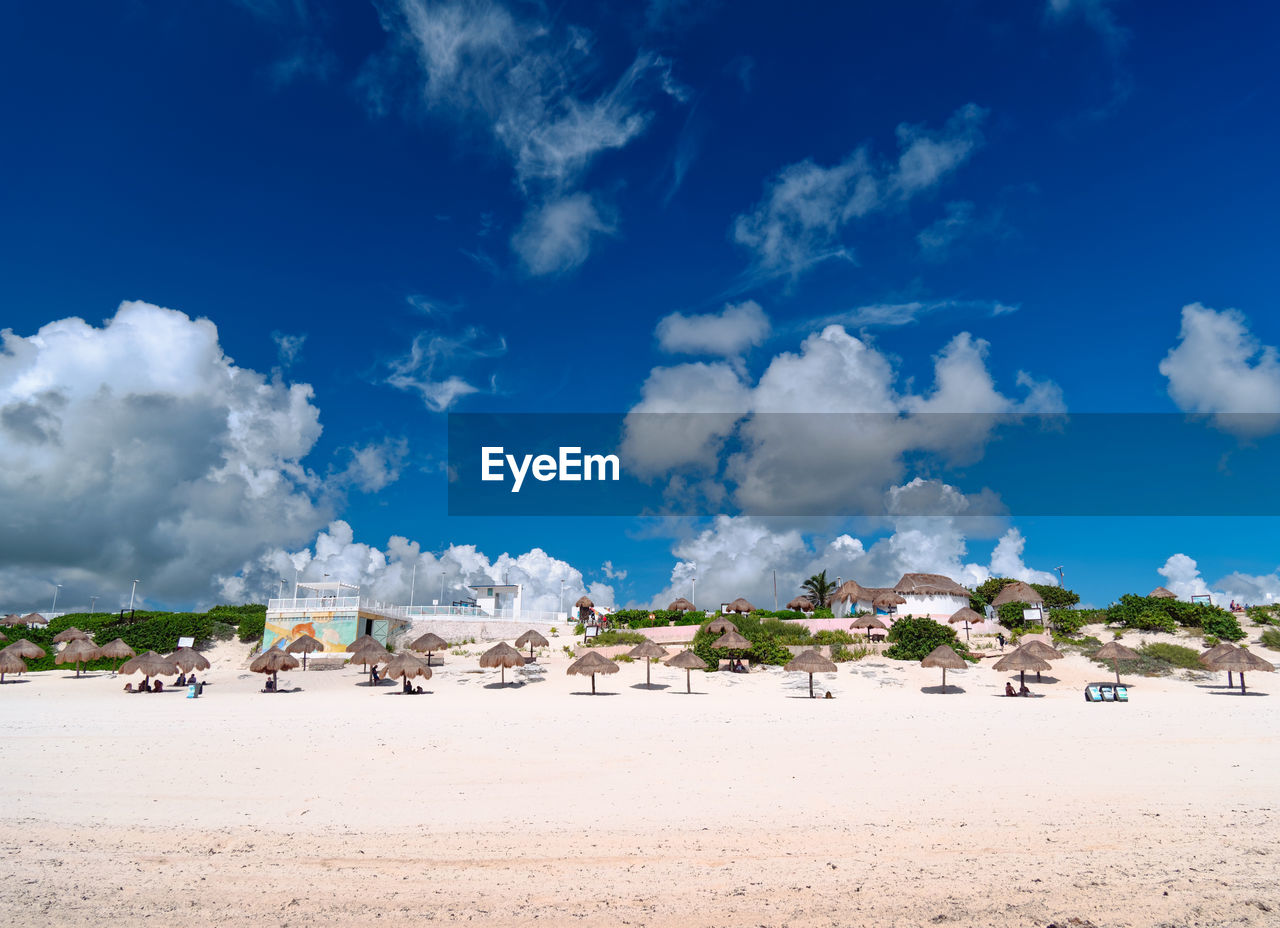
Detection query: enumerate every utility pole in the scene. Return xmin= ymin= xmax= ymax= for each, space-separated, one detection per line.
xmin=89 ymin=595 xmax=98 ymax=616
xmin=51 ymin=583 xmax=62 ymax=613
xmin=128 ymin=579 xmax=140 ymax=613
xmin=773 ymin=570 xmax=777 ymax=610
xmin=409 ymin=562 xmax=417 ymax=609
xmin=439 ymin=571 xmax=445 ymax=609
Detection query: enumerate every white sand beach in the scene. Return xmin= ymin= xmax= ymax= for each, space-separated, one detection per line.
xmin=2 ymin=631 xmax=1278 ymax=927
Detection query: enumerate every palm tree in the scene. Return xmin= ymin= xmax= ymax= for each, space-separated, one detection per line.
xmin=802 ymin=570 xmax=835 ymax=609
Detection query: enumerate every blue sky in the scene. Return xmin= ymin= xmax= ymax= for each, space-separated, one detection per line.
xmin=3 ymin=1 xmax=1280 ymax=613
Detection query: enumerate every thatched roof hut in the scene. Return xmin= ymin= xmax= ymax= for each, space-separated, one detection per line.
xmin=785 ymin=597 xmax=815 ymax=613
xmin=574 ymin=595 xmax=594 ymax=608
xmin=872 ymin=591 xmax=906 ymax=609
xmin=724 ymin=598 xmax=756 ymax=614
xmin=1207 ymin=648 xmax=1275 ymax=694
xmin=22 ymin=613 xmax=47 ymax=626
xmin=382 ymin=652 xmax=432 ymax=689
xmin=2 ymin=639 xmax=46 ymax=660
xmin=479 ymin=642 xmax=525 ymax=684
xmin=567 ymin=650 xmax=619 ymax=694
xmin=1148 ymin=586 xmax=1177 ymax=599
xmin=712 ymin=629 xmax=751 ymax=651
xmin=0 ymin=651 xmax=27 ymax=681
xmin=1 ymin=614 xmax=23 ymax=627
xmin=249 ymin=649 xmax=299 ymax=690
xmin=785 ymin=649 xmax=837 ymax=698
xmin=515 ymin=630 xmax=549 ymax=659
xmin=52 ymin=627 xmax=91 ymax=644
xmin=627 ymin=640 xmax=669 ymax=688
xmin=949 ymin=606 xmax=984 ymax=625
xmin=55 ymin=638 xmax=102 ymax=676
xmin=168 ymin=647 xmax=211 ymax=673
xmin=894 ymin=573 xmax=970 ymax=597
xmin=667 ymin=597 xmax=695 ymax=612
xmin=346 ymin=634 xmax=380 ymax=653
xmin=120 ymin=651 xmax=178 ymax=684
xmin=705 ymin=616 xmax=738 ymax=635
xmin=991 ymin=581 xmax=1044 ymax=606
xmin=993 ymin=647 xmax=1051 ymax=689
xmin=830 ymin=580 xmax=874 ymax=605
xmin=921 ymin=644 xmax=967 ymax=691
xmin=664 ymin=649 xmax=707 ymax=693
xmin=1020 ymin=640 xmax=1063 ymax=661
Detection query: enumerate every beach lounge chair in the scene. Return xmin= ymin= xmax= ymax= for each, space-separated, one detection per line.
xmin=1115 ymin=685 xmax=1128 ymax=702
xmin=1100 ymin=684 xmax=1115 ymax=701
xmin=1084 ymin=685 xmax=1103 ymax=702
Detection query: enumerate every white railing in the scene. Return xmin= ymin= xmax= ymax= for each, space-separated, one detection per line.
xmin=267 ymin=597 xmax=360 ymax=612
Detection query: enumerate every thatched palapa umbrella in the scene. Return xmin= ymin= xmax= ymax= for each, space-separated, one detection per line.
xmin=949 ymin=607 xmax=984 ymax=642
xmin=1018 ymin=639 xmax=1063 ymax=682
xmin=1093 ymin=641 xmax=1139 ymax=686
xmin=23 ymin=613 xmax=46 ymax=626
xmin=991 ymin=581 xmax=1044 ymax=606
xmin=409 ymin=632 xmax=449 ymax=665
xmin=705 ymin=616 xmax=738 ymax=635
xmin=575 ymin=595 xmax=594 ymax=622
xmin=285 ymin=634 xmax=324 ymax=670
xmin=168 ymin=647 xmax=211 ymax=674
xmin=52 ymin=627 xmax=91 ymax=644
xmin=665 ymin=649 xmax=706 ymax=694
xmin=627 ymin=640 xmax=669 ymax=687
xmin=872 ymin=591 xmax=906 ymax=612
xmin=725 ymin=598 xmax=756 ymax=614
xmin=0 ymin=630 xmax=6 ymax=642
xmin=55 ymin=638 xmax=102 ymax=677
xmin=347 ymin=640 xmax=390 ymax=684
xmin=667 ymin=597 xmax=695 ymax=612
xmin=785 ymin=648 xmax=837 ymax=698
xmin=479 ymin=642 xmax=525 ymax=684
xmin=383 ymin=652 xmax=432 ymax=692
xmin=1 ymin=614 xmax=23 ymax=627
xmin=120 ymin=651 xmax=178 ymax=688
xmin=785 ymin=597 xmax=815 ymax=613
xmin=992 ymin=647 xmax=1051 ymax=690
xmin=249 ymin=649 xmax=299 ymax=691
xmin=1206 ymin=647 xmax=1274 ymax=694
xmin=1200 ymin=642 xmax=1240 ymax=687
xmin=921 ymin=644 xmax=967 ymax=692
xmin=515 ymin=629 xmax=549 ymax=660
xmin=0 ymin=651 xmax=26 ymax=682
xmin=850 ymin=615 xmax=887 ymax=641
xmin=99 ymin=638 xmax=135 ymax=672
xmin=1148 ymin=586 xmax=1177 ymax=599
xmin=566 ymin=650 xmax=619 ymax=694
xmin=711 ymin=629 xmax=751 ymax=670
xmin=2 ymin=639 xmax=47 ymax=660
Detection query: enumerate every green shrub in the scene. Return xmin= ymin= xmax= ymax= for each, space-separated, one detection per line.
xmin=237 ymin=610 xmax=265 ymax=643
xmin=1202 ymin=635 xmax=1219 ymax=648
xmin=209 ymin=621 xmax=236 ymax=642
xmin=883 ymin=616 xmax=972 ymax=662
xmin=1260 ymin=629 xmax=1280 ymax=651
xmin=1246 ymin=604 xmax=1280 ymax=626
xmin=971 ymin=578 xmax=1079 ymax=611
xmin=1201 ymin=611 xmax=1246 ymax=642
xmin=997 ymin=601 xmax=1033 ymax=629
xmin=691 ymin=613 xmax=793 ymax=669
xmin=1128 ymin=608 xmax=1178 ymax=634
xmin=1137 ymin=642 xmax=1205 ymax=670
xmin=830 ymin=644 xmax=869 ymax=662
xmin=586 ymin=630 xmax=647 ymax=647
xmin=812 ymin=629 xmax=856 ymax=646
xmin=574 ymin=622 xmax=586 ymax=636
xmin=760 ymin=618 xmax=813 ymax=645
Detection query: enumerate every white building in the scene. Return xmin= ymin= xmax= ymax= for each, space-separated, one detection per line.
xmin=467 ymin=583 xmax=522 ymax=617
xmin=831 ymin=573 xmax=972 ymax=622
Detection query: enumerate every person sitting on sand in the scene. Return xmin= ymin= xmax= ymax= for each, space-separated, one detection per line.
xmin=264 ymin=678 xmax=275 ymax=692
xmin=176 ymin=673 xmax=186 ymax=686
xmin=414 ymin=685 xmax=423 ymax=694
xmin=123 ymin=682 xmax=133 ymax=693
xmin=188 ymin=674 xmax=198 ymax=687
xmin=1019 ymin=683 xmax=1031 ymax=697
xmin=402 ymin=678 xmax=412 ymax=694
xmin=371 ymin=667 xmax=380 ymax=683
xmin=153 ymin=679 xmax=163 ymax=693
xmin=1005 ymin=682 xmax=1016 ymax=697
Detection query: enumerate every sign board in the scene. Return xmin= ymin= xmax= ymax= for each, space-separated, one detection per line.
xmin=1190 ymin=594 xmax=1213 ymax=606
xmin=1022 ymin=607 xmax=1043 ymax=625
xmin=177 ymin=636 xmax=195 ymax=648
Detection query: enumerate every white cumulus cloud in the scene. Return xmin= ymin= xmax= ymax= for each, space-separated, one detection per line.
xmin=655 ymin=300 xmax=771 ymax=357
xmin=511 ymin=192 xmax=617 ymax=276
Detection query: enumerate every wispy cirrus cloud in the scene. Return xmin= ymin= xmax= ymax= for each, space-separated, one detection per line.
xmin=366 ymin=0 xmax=685 ymax=275
xmin=808 ymin=298 xmax=1018 ymax=331
xmin=732 ymin=103 xmax=987 ymax=281
xmin=385 ymin=324 xmax=506 ymax=412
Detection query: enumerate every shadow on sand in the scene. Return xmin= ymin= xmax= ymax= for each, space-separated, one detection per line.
xmin=630 ymin=683 xmax=670 ymax=691
xmin=1208 ymin=690 xmax=1269 ymax=697
xmin=483 ymin=680 xmax=529 ymax=690
xmin=0 ymin=678 xmax=31 ymax=685
xmin=570 ymin=690 xmax=619 ymax=696
xmin=921 ymin=685 xmax=968 ymax=695
xmin=384 ymin=689 xmax=433 ymax=696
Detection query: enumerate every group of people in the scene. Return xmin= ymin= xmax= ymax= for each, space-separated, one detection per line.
xmin=1005 ymin=681 xmax=1032 ymax=697
xmin=124 ymin=679 xmax=164 ymax=693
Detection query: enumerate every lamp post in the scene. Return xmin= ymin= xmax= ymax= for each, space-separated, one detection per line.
xmin=51 ymin=583 xmax=62 ymax=613
xmin=772 ymin=569 xmax=777 ymax=611
xmin=128 ymin=579 xmax=140 ymax=613
xmin=277 ymin=579 xmax=285 ymax=600
xmin=560 ymin=579 xmax=565 ymax=615
xmin=691 ymin=576 xmax=696 ymax=610
xmin=409 ymin=562 xmax=417 ymax=610
xmin=89 ymin=595 xmax=98 ymax=617
xmin=439 ymin=571 xmax=445 ymax=609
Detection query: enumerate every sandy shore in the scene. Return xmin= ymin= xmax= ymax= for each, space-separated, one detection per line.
xmin=2 ymin=632 xmax=1277 ymax=927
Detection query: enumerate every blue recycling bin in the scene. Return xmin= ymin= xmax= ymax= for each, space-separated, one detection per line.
xmin=187 ymin=683 xmax=197 ymax=698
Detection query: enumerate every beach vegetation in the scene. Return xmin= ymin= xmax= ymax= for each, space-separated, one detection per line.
xmin=970 ymin=577 xmax=1080 ymax=612
xmin=607 ymin=609 xmax=707 ymax=628
xmin=574 ymin=622 xmax=586 ymax=636
xmin=548 ymin=627 xmax=558 ymax=635
xmin=829 ymin=644 xmax=868 ymax=662
xmin=691 ymin=614 xmax=793 ymax=669
xmin=1259 ymin=629 xmax=1280 ymax=651
xmin=1246 ymin=604 xmax=1280 ymax=625
xmin=1107 ymin=594 xmax=1241 ymax=639
xmin=585 ymin=630 xmax=647 ymax=646
xmin=883 ymin=616 xmax=973 ymax=662
xmin=812 ymin=629 xmax=856 ymax=646
xmin=760 ymin=618 xmax=813 ymax=645
xmin=1138 ymin=642 xmax=1205 ymax=670
xmin=1199 ymin=611 xmax=1246 ymax=642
